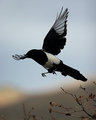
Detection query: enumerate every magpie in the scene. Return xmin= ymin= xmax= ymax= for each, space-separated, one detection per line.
xmin=12 ymin=8 xmax=87 ymax=81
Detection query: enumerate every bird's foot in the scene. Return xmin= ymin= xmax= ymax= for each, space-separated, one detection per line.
xmin=41 ymin=73 xmax=47 ymax=77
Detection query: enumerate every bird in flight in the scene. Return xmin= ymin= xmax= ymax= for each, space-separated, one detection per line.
xmin=12 ymin=8 xmax=87 ymax=81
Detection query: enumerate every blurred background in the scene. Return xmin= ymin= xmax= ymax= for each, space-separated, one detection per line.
xmin=0 ymin=0 xmax=96 ymax=116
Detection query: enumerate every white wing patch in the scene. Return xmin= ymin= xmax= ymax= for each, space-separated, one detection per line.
xmin=53 ymin=8 xmax=68 ymax=35
xmin=43 ymin=52 xmax=60 ymax=69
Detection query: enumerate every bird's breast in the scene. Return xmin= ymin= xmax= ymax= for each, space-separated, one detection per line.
xmin=43 ymin=52 xmax=60 ymax=69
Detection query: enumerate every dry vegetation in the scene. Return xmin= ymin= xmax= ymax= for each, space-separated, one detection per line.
xmin=49 ymin=81 xmax=96 ymax=120
xmin=0 ymin=81 xmax=96 ymax=120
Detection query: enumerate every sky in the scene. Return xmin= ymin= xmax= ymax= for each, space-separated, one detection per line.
xmin=0 ymin=0 xmax=96 ymax=94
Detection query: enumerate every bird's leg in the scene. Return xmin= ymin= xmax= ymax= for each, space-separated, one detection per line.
xmin=52 ymin=70 xmax=57 ymax=75
xmin=41 ymin=70 xmax=57 ymax=77
xmin=42 ymin=66 xmax=57 ymax=77
xmin=48 ymin=68 xmax=57 ymax=75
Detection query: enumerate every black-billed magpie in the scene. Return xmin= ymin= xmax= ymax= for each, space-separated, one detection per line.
xmin=12 ymin=8 xmax=87 ymax=81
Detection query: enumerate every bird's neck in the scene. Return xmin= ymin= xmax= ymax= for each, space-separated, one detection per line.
xmin=26 ymin=49 xmax=48 ymax=65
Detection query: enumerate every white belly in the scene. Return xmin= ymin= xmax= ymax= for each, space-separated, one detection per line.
xmin=43 ymin=52 xmax=60 ymax=69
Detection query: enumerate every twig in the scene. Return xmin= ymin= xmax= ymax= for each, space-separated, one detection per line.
xmin=27 ymin=107 xmax=34 ymax=120
xmin=80 ymin=84 xmax=96 ymax=107
xmin=93 ymin=82 xmax=96 ymax=86
xmin=60 ymin=87 xmax=94 ymax=119
xmin=50 ymin=101 xmax=72 ymax=111
xmin=32 ymin=115 xmax=38 ymax=120
xmin=52 ymin=110 xmax=85 ymax=119
xmin=22 ymin=103 xmax=28 ymax=120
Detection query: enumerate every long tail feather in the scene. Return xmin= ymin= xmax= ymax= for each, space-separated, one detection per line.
xmin=58 ymin=62 xmax=87 ymax=81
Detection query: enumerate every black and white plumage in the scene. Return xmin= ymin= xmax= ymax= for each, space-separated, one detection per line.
xmin=12 ymin=8 xmax=87 ymax=81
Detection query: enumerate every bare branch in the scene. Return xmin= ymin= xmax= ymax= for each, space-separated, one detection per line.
xmin=60 ymin=87 xmax=94 ymax=119
xmin=22 ymin=103 xmax=28 ymax=120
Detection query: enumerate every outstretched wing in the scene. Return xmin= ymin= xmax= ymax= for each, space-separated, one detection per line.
xmin=42 ymin=8 xmax=69 ymax=55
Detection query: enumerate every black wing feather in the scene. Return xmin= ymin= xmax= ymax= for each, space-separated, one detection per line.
xmin=42 ymin=8 xmax=69 ymax=55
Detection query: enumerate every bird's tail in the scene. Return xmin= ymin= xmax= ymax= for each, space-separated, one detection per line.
xmin=58 ymin=62 xmax=87 ymax=82
xmin=12 ymin=54 xmax=26 ymax=60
